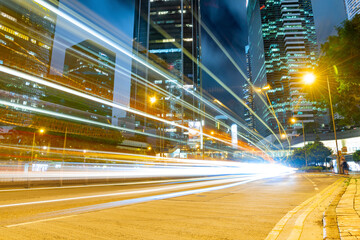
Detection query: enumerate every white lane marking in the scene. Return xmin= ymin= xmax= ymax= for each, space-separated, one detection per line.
xmin=303 ymin=174 xmax=318 ymax=190
xmin=0 ymin=175 xmax=233 ymax=192
xmin=6 ymin=214 xmax=78 ymax=228
xmin=0 ymin=176 xmax=254 ymax=209
xmin=5 ymin=173 xmax=291 ymax=228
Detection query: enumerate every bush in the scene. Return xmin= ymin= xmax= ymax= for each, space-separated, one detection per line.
xmin=353 ymin=150 xmax=360 ymax=163
xmin=299 ymin=166 xmax=324 ymax=172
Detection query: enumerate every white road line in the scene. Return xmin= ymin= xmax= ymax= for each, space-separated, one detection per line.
xmin=0 ymin=176 xmax=254 ymax=209
xmin=5 ymin=173 xmax=289 ymax=228
xmin=6 ymin=215 xmax=78 ymax=228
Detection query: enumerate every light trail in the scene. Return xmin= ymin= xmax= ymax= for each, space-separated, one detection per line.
xmin=149 ymin=18 xmax=283 ymax=149
xmin=0 ymin=175 xmax=247 ymax=193
xmin=0 ymin=66 xmax=268 ymax=156
xmin=0 ymin=176 xmax=260 ymax=209
xmin=4 ymin=172 xmax=293 ymax=228
xmin=0 ymin=171 xmax=294 ymax=210
xmin=30 ymin=0 xmax=277 ymax=154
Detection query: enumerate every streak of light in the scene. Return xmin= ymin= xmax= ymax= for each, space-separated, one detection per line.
xmin=0 ymin=176 xmax=260 ymax=209
xmin=0 ymin=170 xmax=294 ymax=210
xmin=4 ymin=172 xmax=293 ymax=228
xmin=30 ymin=0 xmax=275 ymax=153
xmin=0 ymin=97 xmax=179 ymax=144
xmin=0 ymin=66 xmax=261 ymax=154
xmin=0 ymin=175 xmax=247 ymax=193
xmin=148 ymin=16 xmax=283 ymax=149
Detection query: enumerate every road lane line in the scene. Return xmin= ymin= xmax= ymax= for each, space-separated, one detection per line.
xmin=5 ymin=214 xmax=78 ymax=228
xmin=303 ymin=174 xmax=319 ymax=190
xmin=265 ymin=178 xmax=344 ymax=240
xmin=5 ymin=173 xmax=289 ymax=228
xmin=0 ymin=176 xmax=255 ymax=209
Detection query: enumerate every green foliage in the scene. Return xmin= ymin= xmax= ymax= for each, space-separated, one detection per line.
xmin=288 ymin=140 xmax=332 ymax=167
xmin=288 ymin=147 xmax=306 ymax=167
xmin=316 ymin=15 xmax=360 ymax=126
xmin=353 ymin=150 xmax=360 ymax=163
xmin=299 ymin=166 xmax=324 ymax=171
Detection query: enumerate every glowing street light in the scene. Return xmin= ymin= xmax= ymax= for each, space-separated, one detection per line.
xmin=291 ymin=117 xmax=308 ymax=165
xmin=262 ymin=85 xmax=271 ymax=90
xmin=303 ymin=73 xmax=315 ymax=85
xmin=301 ymin=73 xmax=341 ymax=173
xmin=147 ymin=146 xmax=152 ymax=151
xmin=210 ymin=131 xmax=214 ymax=135
xmin=149 ymin=96 xmax=157 ymax=104
xmin=281 ymin=133 xmax=287 ymax=139
xmin=31 ymin=128 xmax=46 ymax=161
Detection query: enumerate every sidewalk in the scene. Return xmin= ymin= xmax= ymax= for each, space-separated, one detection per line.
xmin=335 ymin=176 xmax=360 ymax=240
xmin=266 ymin=174 xmax=360 ymax=240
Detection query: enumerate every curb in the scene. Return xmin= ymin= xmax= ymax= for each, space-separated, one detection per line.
xmin=323 ymin=178 xmax=349 ymax=240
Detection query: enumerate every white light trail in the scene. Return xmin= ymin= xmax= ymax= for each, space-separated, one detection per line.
xmin=30 ymin=0 xmax=275 ymax=153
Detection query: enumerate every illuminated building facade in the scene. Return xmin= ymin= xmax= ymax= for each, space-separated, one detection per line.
xmin=0 ymin=0 xmax=58 ymax=127
xmin=63 ymin=40 xmax=116 ymax=122
xmin=131 ymin=0 xmax=201 ymax=142
xmin=344 ymin=0 xmax=360 ymax=19
xmin=243 ymin=45 xmax=255 ymax=130
xmin=0 ymin=0 xmax=57 ymax=77
xmin=247 ymin=0 xmax=327 ymax=136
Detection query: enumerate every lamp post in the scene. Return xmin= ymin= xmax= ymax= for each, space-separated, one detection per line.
xmin=291 ymin=118 xmax=307 ymax=166
xmin=149 ymin=96 xmax=164 ymax=157
xmin=302 ymin=73 xmax=341 ymax=173
xmin=30 ymin=128 xmax=45 ymax=162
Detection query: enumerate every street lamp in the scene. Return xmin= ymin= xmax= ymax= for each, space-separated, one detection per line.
xmin=291 ymin=117 xmax=307 ymax=166
xmin=149 ymin=96 xmax=165 ymax=157
xmin=149 ymin=96 xmax=157 ymax=104
xmin=31 ymin=128 xmax=45 ymax=161
xmin=291 ymin=118 xmax=306 ymax=146
xmin=302 ymin=73 xmax=341 ymax=173
xmin=303 ymin=73 xmax=315 ymax=85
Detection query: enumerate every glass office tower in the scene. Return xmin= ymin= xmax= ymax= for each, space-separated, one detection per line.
xmin=131 ymin=0 xmax=201 ymax=145
xmin=247 ymin=0 xmax=327 ymax=136
xmin=344 ymin=0 xmax=360 ymax=19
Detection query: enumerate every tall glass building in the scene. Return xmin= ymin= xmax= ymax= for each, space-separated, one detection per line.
xmin=344 ymin=0 xmax=360 ymax=19
xmin=247 ymin=0 xmax=327 ymax=136
xmin=131 ymin=0 xmax=201 ymax=144
xmin=243 ymin=45 xmax=255 ymax=131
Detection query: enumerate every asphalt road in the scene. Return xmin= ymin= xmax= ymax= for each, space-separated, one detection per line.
xmin=0 ymin=173 xmax=340 ymax=240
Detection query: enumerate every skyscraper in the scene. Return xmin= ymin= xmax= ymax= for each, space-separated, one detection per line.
xmin=344 ymin=0 xmax=360 ymax=19
xmin=131 ymin=0 xmax=201 ymax=141
xmin=0 ymin=0 xmax=58 ymax=77
xmin=0 ymin=0 xmax=58 ymax=128
xmin=243 ymin=45 xmax=255 ymax=131
xmin=247 ymin=0 xmax=327 ymax=136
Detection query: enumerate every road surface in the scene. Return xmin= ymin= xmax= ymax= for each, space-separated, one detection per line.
xmin=0 ymin=173 xmax=341 ymax=239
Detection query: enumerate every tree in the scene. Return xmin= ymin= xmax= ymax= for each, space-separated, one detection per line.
xmin=288 ymin=139 xmax=332 ymax=167
xmin=289 ymin=147 xmax=306 ymax=167
xmin=353 ymin=150 xmax=360 ymax=163
xmin=306 ymin=140 xmax=332 ymax=166
xmin=312 ymin=14 xmax=360 ymax=126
